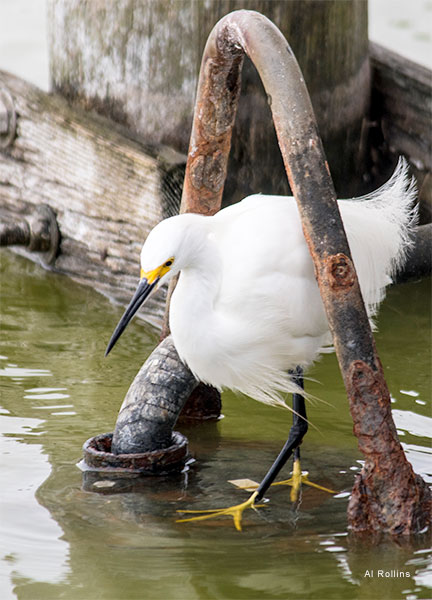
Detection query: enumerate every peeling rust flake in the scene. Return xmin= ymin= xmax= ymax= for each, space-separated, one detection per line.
xmin=348 ymin=360 xmax=385 ymax=400
xmin=189 ymin=155 xmax=205 ymax=190
xmin=347 ymin=360 xmax=391 ymax=439
xmin=189 ymin=151 xmax=226 ymax=193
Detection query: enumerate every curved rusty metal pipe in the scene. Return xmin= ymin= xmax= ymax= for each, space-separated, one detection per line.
xmin=109 ymin=9 xmax=430 ymax=531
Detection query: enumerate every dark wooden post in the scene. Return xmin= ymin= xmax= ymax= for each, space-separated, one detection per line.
xmin=48 ymin=0 xmax=370 ymax=201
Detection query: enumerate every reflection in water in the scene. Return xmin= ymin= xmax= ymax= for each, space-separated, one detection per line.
xmin=392 ymin=410 xmax=432 ymax=484
xmin=0 ymin=366 xmax=52 ymax=378
xmin=0 ymin=250 xmax=431 ymax=600
xmin=0 ymin=408 xmax=69 ymax=599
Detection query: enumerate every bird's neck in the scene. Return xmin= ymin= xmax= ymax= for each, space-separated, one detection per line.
xmin=169 ymin=234 xmax=222 ymax=352
xmin=175 ymin=248 xmax=221 ymax=315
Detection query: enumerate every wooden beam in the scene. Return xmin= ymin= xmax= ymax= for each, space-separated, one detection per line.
xmin=0 ymin=70 xmax=185 ymax=328
xmin=369 ymin=42 xmax=432 ymax=221
xmin=48 ymin=0 xmax=371 ymax=199
xmin=370 ymin=42 xmax=431 ymax=171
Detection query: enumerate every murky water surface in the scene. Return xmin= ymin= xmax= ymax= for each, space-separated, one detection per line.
xmin=0 ymin=250 xmax=431 ymax=600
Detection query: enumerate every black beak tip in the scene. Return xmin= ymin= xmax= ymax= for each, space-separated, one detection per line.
xmin=103 ymin=277 xmax=156 ymax=358
xmin=104 ymin=330 xmax=121 ymax=357
xmin=104 ymin=339 xmax=114 ymax=358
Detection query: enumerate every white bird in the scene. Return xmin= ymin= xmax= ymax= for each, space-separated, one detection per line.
xmin=106 ymin=158 xmax=417 ymax=528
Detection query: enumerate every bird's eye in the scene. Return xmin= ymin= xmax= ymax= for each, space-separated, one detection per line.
xmin=165 ymin=260 xmax=173 ymax=267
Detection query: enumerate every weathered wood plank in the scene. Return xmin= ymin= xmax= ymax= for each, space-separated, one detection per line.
xmin=369 ymin=42 xmax=432 ymax=221
xmin=0 ymin=70 xmax=184 ymax=327
xmin=370 ymin=42 xmax=431 ymax=170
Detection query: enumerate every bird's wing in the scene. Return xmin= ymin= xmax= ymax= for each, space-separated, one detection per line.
xmin=211 ymin=195 xmax=329 ymax=339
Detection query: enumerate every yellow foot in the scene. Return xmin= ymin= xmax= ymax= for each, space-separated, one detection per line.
xmin=176 ymin=491 xmax=266 ymax=531
xmin=273 ymin=465 xmax=336 ymax=502
xmin=290 ymin=457 xmax=302 ymax=502
xmin=230 ymin=467 xmax=336 ymax=503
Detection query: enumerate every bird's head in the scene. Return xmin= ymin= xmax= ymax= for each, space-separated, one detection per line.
xmin=105 ymin=214 xmax=200 ymax=356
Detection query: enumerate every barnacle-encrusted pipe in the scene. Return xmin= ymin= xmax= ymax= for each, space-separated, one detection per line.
xmin=111 ymin=336 xmax=198 ymax=454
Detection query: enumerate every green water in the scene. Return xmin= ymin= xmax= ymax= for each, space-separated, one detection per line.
xmin=1 ymin=250 xmax=431 ymax=600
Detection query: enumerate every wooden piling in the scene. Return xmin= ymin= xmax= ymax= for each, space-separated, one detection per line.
xmin=48 ymin=0 xmax=370 ymax=200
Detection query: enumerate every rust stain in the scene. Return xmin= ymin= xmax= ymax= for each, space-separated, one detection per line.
xmin=189 ymin=155 xmax=205 ymax=190
xmin=326 ymin=253 xmax=356 ymax=290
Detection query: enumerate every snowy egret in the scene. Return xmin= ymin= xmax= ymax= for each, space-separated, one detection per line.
xmin=106 ymin=159 xmax=416 ymax=529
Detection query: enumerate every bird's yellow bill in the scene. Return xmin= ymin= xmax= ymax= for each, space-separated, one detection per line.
xmin=106 ymin=259 xmax=174 ymax=356
xmin=140 ymin=262 xmax=170 ymax=285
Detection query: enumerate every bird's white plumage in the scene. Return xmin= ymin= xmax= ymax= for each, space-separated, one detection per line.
xmin=140 ymin=159 xmax=417 ymax=408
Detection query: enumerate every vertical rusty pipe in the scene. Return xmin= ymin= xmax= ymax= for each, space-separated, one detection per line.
xmin=166 ymin=9 xmax=430 ymax=533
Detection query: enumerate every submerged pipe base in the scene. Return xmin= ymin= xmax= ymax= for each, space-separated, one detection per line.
xmin=178 ymin=382 xmax=222 ymax=422
xmin=80 ymin=431 xmax=189 ymax=478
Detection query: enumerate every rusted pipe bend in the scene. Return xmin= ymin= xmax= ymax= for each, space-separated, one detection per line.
xmin=180 ymin=9 xmax=369 ymax=374
xmin=174 ymin=9 xmax=430 ymax=532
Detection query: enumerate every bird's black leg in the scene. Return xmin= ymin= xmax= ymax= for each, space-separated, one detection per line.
xmin=177 ymin=366 xmax=335 ymax=529
xmin=255 ymin=366 xmax=307 ymax=502
xmin=176 ymin=366 xmax=334 ymax=530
